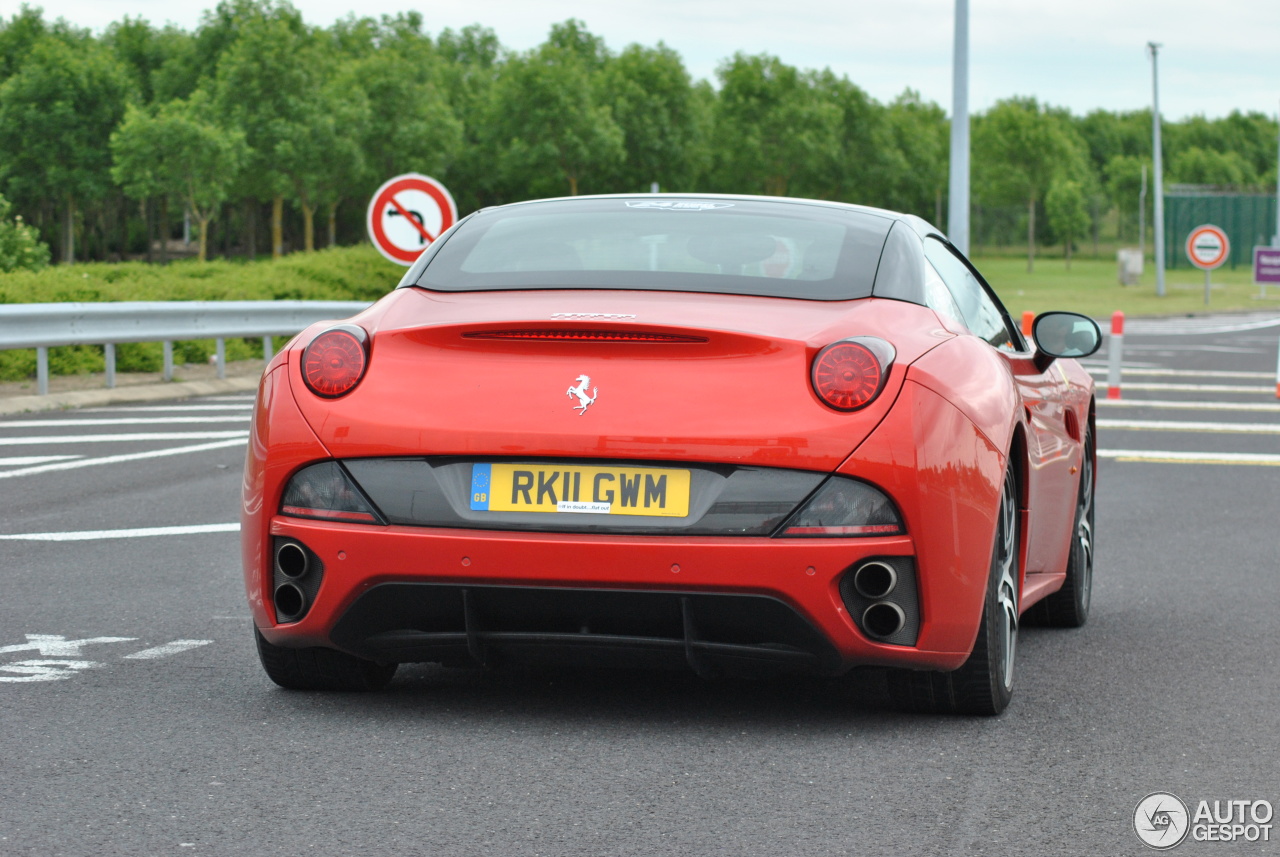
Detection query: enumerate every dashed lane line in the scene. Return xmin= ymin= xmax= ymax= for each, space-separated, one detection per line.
xmin=123 ymin=640 xmax=213 ymax=659
xmin=1098 ymin=399 xmax=1280 ymax=412
xmin=0 ymin=523 xmax=240 ymax=541
xmin=1 ymin=417 xmax=250 ymax=428
xmin=0 ymin=455 xmax=81 ymax=466
xmin=82 ymin=404 xmax=253 ymax=413
xmin=1087 ymin=367 xmax=1273 ymax=380
xmin=0 ymin=438 xmax=247 ymax=480
xmin=1099 ymin=449 xmax=1280 ymax=466
xmin=1098 ymin=419 xmax=1280 ymax=433
xmin=0 ymin=431 xmax=248 ymax=446
xmin=1119 ymin=316 xmax=1280 ymax=335
xmin=1102 ymin=382 xmax=1273 ymax=394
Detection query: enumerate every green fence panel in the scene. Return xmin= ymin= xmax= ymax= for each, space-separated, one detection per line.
xmin=1165 ymin=194 xmax=1278 ymax=270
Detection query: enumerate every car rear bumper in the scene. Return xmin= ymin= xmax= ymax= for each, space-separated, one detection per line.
xmin=253 ymin=517 xmax=974 ymax=674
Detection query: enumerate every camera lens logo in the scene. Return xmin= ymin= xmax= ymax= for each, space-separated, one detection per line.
xmin=1135 ymin=793 xmax=1190 ymax=849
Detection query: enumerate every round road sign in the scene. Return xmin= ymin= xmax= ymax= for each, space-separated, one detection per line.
xmin=366 ymin=173 xmax=457 ymax=266
xmin=1185 ymin=224 xmax=1230 ymax=270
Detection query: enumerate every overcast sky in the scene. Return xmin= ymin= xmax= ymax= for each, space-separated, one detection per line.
xmin=19 ymin=0 xmax=1280 ymax=121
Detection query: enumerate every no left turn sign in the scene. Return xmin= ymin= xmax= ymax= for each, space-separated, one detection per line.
xmin=1186 ymin=224 xmax=1230 ymax=270
xmin=366 ymin=173 xmax=457 ymax=266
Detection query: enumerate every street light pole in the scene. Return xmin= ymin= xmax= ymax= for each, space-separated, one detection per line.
xmin=1149 ymin=41 xmax=1166 ymax=297
xmin=1274 ymin=101 xmax=1279 ymax=247
xmin=1139 ymin=163 xmax=1147 ymax=260
xmin=948 ymin=0 xmax=970 ymax=255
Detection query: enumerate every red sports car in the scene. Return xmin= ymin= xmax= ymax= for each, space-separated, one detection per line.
xmin=242 ymin=194 xmax=1101 ymax=714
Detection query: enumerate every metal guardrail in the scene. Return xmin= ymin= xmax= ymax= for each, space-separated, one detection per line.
xmin=0 ymin=300 xmax=370 ymax=395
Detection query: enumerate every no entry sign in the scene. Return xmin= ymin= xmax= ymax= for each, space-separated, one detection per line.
xmin=1185 ymin=224 xmax=1230 ymax=270
xmin=366 ymin=173 xmax=457 ymax=265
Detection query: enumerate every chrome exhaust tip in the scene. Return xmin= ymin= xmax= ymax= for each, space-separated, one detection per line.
xmin=862 ymin=601 xmax=906 ymax=639
xmin=853 ymin=560 xmax=897 ymax=600
xmin=274 ymin=582 xmax=306 ymax=620
xmin=276 ymin=542 xmax=309 ymax=579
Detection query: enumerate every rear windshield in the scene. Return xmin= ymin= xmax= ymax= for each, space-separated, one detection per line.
xmin=412 ymin=198 xmax=894 ymax=300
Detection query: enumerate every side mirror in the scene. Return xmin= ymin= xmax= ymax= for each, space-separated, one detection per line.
xmin=1031 ymin=312 xmax=1101 ymax=370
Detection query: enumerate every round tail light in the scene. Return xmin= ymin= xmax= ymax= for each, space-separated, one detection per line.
xmin=811 ymin=337 xmax=894 ymax=411
xmin=302 ymin=325 xmax=368 ymax=398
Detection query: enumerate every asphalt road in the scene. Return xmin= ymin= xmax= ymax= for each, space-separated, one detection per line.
xmin=1 ymin=317 xmax=1278 ymax=856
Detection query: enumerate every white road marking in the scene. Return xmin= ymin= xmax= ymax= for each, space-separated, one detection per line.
xmin=1102 ymin=382 xmax=1272 ymax=394
xmin=1099 ymin=449 xmax=1280 ymax=465
xmin=0 ymin=635 xmax=217 ymax=682
xmin=1 ymin=417 xmax=249 ymax=428
xmin=0 ymin=438 xmax=247 ymax=480
xmin=1098 ymin=399 xmax=1280 ymax=413
xmin=1098 ymin=419 xmax=1280 ymax=434
xmin=1122 ymin=316 xmax=1280 ymax=335
xmin=124 ymin=640 xmax=212 ymax=660
xmin=0 ymin=431 xmax=248 ymax=446
xmin=83 ymin=404 xmax=253 ymax=413
xmin=0 ymin=660 xmax=98 ymax=682
xmin=0 ymin=455 xmax=82 ymax=466
xmin=0 ymin=635 xmax=135 ymax=657
xmin=1088 ymin=367 xmax=1273 ymax=380
xmin=0 ymin=523 xmax=240 ymax=540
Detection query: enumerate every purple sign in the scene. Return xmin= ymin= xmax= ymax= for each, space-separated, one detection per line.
xmin=1255 ymin=246 xmax=1280 ymax=284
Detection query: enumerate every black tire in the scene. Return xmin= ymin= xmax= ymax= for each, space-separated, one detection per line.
xmin=887 ymin=465 xmax=1020 ymax=716
xmin=1032 ymin=427 xmax=1094 ymax=628
xmin=254 ymin=627 xmax=397 ymax=691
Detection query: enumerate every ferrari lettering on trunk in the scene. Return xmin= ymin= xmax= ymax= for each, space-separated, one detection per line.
xmin=470 ymin=463 xmax=689 ymax=516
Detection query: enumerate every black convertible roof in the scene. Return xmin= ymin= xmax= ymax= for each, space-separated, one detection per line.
xmin=399 ymin=194 xmax=940 ymax=305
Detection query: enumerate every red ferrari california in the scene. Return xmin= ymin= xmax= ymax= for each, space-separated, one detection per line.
xmin=242 ymin=194 xmax=1101 ymax=714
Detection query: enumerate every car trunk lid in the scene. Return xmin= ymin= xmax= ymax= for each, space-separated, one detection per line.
xmin=290 ymin=288 xmax=950 ymax=473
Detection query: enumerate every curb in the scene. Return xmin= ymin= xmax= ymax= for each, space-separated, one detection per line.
xmin=0 ymin=376 xmax=260 ymax=416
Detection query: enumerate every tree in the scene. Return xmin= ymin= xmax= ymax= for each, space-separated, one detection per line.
xmin=1169 ymin=146 xmax=1254 ymax=187
xmin=599 ymin=42 xmax=706 ymax=192
xmin=211 ymin=10 xmax=314 ymax=258
xmin=973 ymin=97 xmax=1084 ymax=272
xmin=103 ymin=16 xmax=170 ymax=105
xmin=338 ymin=30 xmax=463 ymax=187
xmin=543 ymin=18 xmax=609 ymax=71
xmin=1045 ymin=177 xmax=1089 ymax=268
xmin=111 ymin=93 xmax=246 ymax=261
xmin=275 ymin=80 xmax=367 ymax=252
xmin=709 ymin=53 xmax=841 ymax=197
xmin=876 ymin=89 xmax=948 ymax=218
xmin=0 ymin=192 xmax=49 ymax=272
xmin=1166 ymin=112 xmax=1276 ymax=187
xmin=0 ymin=36 xmax=134 ymax=262
xmin=436 ymin=24 xmax=504 ymax=211
xmin=0 ymin=5 xmax=49 ymax=81
xmin=1105 ymin=154 xmax=1148 ymax=242
xmin=483 ymin=25 xmax=624 ymax=198
xmin=807 ymin=71 xmax=884 ymax=203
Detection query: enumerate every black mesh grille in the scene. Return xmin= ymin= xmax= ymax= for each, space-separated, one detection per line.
xmin=838 ymin=556 xmax=920 ymax=646
xmin=329 ymin=584 xmax=843 ymax=677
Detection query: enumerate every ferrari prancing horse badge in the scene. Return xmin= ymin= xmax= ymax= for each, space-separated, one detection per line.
xmin=566 ymin=375 xmax=598 ymax=415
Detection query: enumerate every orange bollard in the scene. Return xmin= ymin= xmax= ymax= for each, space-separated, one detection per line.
xmin=1021 ymin=310 xmax=1034 ymax=336
xmin=1106 ymin=311 xmax=1124 ymax=400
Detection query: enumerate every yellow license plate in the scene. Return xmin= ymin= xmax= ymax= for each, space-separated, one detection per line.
xmin=469 ymin=463 xmax=690 ymax=517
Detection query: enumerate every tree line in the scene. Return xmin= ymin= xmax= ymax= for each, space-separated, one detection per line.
xmin=0 ymin=0 xmax=1276 ymax=274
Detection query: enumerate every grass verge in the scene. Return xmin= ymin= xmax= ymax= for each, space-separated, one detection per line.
xmin=976 ymin=254 xmax=1280 ymax=320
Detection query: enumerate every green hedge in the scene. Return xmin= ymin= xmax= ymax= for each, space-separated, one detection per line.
xmin=0 ymin=245 xmax=404 ymax=381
